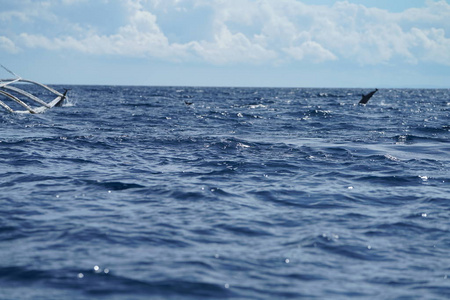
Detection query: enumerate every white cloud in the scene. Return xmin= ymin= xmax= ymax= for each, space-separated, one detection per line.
xmin=194 ymin=0 xmax=450 ymax=65
xmin=19 ymin=1 xmax=191 ymax=60
xmin=5 ymin=0 xmax=450 ymax=67
xmin=284 ymin=41 xmax=337 ymax=63
xmin=411 ymin=27 xmax=450 ymax=65
xmin=60 ymin=0 xmax=89 ymax=4
xmin=0 ymin=36 xmax=20 ymax=53
xmin=189 ymin=25 xmax=277 ymax=64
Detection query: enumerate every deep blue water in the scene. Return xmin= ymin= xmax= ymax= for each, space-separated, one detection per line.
xmin=1 ymin=86 xmax=450 ymax=299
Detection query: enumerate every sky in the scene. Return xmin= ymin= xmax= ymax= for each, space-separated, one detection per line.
xmin=0 ymin=0 xmax=449 ymax=88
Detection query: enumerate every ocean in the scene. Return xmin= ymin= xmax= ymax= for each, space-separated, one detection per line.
xmin=0 ymin=86 xmax=449 ymax=299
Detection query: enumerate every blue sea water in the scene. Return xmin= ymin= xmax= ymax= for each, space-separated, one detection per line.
xmin=0 ymin=86 xmax=449 ymax=299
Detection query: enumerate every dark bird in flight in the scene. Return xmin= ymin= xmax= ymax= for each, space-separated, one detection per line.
xmin=359 ymin=89 xmax=378 ymax=104
xmin=185 ymin=101 xmax=193 ymax=105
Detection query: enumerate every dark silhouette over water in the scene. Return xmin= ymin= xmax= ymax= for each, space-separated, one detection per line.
xmin=359 ymin=89 xmax=378 ymax=104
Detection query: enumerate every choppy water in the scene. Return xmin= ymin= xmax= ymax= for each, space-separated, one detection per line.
xmin=1 ymin=86 xmax=450 ymax=299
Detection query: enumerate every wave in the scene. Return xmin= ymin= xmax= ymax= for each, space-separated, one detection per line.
xmin=0 ymin=265 xmax=231 ymax=299
xmin=2 ymin=87 xmax=450 ymax=299
xmin=79 ymin=179 xmax=145 ymax=191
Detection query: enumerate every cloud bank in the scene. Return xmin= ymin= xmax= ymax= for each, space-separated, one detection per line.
xmin=1 ymin=0 xmax=450 ymax=66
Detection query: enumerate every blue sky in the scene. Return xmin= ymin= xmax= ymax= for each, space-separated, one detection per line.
xmin=1 ymin=0 xmax=449 ymax=88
